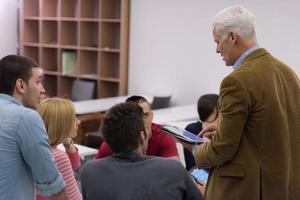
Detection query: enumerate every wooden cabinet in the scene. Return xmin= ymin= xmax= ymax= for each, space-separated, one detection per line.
xmin=20 ymin=0 xmax=129 ymax=99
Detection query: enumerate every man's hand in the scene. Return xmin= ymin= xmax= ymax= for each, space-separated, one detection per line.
xmin=178 ymin=139 xmax=196 ymax=152
xmin=199 ymin=124 xmax=217 ymax=139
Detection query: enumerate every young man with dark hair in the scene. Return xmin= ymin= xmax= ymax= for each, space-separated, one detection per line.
xmin=81 ymin=102 xmax=204 ymax=200
xmin=95 ymin=95 xmax=179 ymax=160
xmin=0 ymin=55 xmax=67 ymax=200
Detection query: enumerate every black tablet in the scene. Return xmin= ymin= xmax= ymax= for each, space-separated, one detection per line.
xmin=162 ymin=124 xmax=203 ymax=144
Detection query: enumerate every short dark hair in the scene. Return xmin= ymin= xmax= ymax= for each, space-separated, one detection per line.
xmin=101 ymin=102 xmax=146 ymax=153
xmin=198 ymin=94 xmax=219 ymax=122
xmin=0 ymin=55 xmax=38 ymax=95
xmin=125 ymin=95 xmax=149 ymax=104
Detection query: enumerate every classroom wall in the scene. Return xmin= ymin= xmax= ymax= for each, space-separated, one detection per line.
xmin=128 ymin=0 xmax=300 ymax=106
xmin=0 ymin=1 xmax=299 ymax=106
xmin=0 ymin=0 xmax=18 ymax=58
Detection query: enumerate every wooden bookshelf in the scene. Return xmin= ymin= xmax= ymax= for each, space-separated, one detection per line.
xmin=20 ymin=0 xmax=129 ymax=99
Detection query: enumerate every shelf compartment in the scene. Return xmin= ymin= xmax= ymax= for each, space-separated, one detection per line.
xmin=80 ymin=21 xmax=99 ymax=47
xmin=23 ymin=0 xmax=39 ymax=17
xmin=41 ymin=48 xmax=58 ymax=72
xmin=100 ymin=22 xmax=120 ymax=49
xmin=101 ymin=0 xmax=120 ymax=19
xmin=79 ymin=50 xmax=98 ymax=77
xmin=22 ymin=46 xmax=39 ymax=64
xmin=43 ymin=74 xmax=57 ymax=97
xmin=61 ymin=50 xmax=78 ymax=76
xmin=60 ymin=21 xmax=78 ymax=46
xmin=42 ymin=0 xmax=58 ymax=17
xmin=98 ymin=81 xmax=119 ymax=98
xmin=41 ymin=20 xmax=58 ymax=44
xmin=58 ymin=76 xmax=75 ymax=99
xmin=99 ymin=51 xmax=119 ymax=78
xmin=81 ymin=0 xmax=99 ymax=18
xmin=61 ymin=0 xmax=79 ymax=18
xmin=23 ymin=20 xmax=39 ymax=43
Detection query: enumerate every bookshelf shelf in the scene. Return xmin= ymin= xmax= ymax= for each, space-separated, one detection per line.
xmin=43 ymin=74 xmax=58 ymax=97
xmin=101 ymin=0 xmax=121 ymax=19
xmin=41 ymin=47 xmax=58 ymax=71
xmin=42 ymin=0 xmax=58 ymax=17
xmin=61 ymin=0 xmax=78 ymax=18
xmin=80 ymin=21 xmax=99 ymax=47
xmin=79 ymin=50 xmax=98 ymax=75
xmin=100 ymin=22 xmax=120 ymax=49
xmin=23 ymin=20 xmax=39 ymax=43
xmin=22 ymin=46 xmax=39 ymax=63
xmin=61 ymin=21 xmax=78 ymax=46
xmin=23 ymin=0 xmax=39 ymax=17
xmin=20 ymin=0 xmax=129 ymax=99
xmin=81 ymin=0 xmax=99 ymax=18
xmin=41 ymin=20 xmax=58 ymax=44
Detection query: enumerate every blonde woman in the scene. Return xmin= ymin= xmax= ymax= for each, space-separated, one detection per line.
xmin=37 ymin=98 xmax=82 ymax=200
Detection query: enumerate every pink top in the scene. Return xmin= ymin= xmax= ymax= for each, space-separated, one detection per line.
xmin=37 ymin=147 xmax=82 ymax=200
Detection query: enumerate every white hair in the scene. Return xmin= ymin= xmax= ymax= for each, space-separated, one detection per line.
xmin=212 ymin=5 xmax=257 ymax=42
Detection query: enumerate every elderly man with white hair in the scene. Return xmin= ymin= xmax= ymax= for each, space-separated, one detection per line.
xmin=182 ymin=5 xmax=300 ymax=200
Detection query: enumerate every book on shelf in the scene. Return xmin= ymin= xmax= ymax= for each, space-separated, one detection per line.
xmin=62 ymin=51 xmax=77 ymax=75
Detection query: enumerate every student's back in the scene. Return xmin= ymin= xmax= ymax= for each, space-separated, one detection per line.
xmin=81 ymin=152 xmax=202 ymax=200
xmin=80 ymin=102 xmax=203 ymax=200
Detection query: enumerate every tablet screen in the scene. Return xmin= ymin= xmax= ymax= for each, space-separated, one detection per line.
xmin=162 ymin=125 xmax=203 ymax=144
xmin=190 ymin=168 xmax=209 ymax=185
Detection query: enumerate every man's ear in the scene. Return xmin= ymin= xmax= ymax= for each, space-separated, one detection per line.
xmin=150 ymin=111 xmax=154 ymax=121
xmin=15 ymin=79 xmax=26 ymax=94
xmin=138 ymin=131 xmax=147 ymax=144
xmin=229 ymin=32 xmax=238 ymax=44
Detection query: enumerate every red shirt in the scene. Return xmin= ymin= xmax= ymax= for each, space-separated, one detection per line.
xmin=95 ymin=123 xmax=178 ymax=159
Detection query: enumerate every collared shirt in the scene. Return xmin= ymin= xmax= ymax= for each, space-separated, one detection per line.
xmin=232 ymin=45 xmax=260 ymax=70
xmin=0 ymin=94 xmax=65 ymax=200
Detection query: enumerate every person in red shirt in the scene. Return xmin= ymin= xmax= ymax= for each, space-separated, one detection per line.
xmin=95 ymin=95 xmax=179 ymax=160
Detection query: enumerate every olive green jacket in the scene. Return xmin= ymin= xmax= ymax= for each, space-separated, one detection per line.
xmin=195 ymin=48 xmax=300 ymax=200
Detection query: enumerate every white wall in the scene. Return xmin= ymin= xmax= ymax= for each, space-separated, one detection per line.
xmin=0 ymin=0 xmax=18 ymax=58
xmin=129 ymin=0 xmax=300 ymax=106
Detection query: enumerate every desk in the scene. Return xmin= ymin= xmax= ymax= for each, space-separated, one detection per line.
xmin=153 ymin=104 xmax=198 ymax=124
xmin=74 ymin=95 xmax=153 ymax=115
xmin=57 ymin=143 xmax=98 ymax=160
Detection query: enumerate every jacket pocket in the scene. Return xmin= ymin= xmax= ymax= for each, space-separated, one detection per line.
xmin=217 ymin=164 xmax=245 ymax=178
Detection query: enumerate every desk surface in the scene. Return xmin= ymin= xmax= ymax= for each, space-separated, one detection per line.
xmin=57 ymin=143 xmax=98 ymax=157
xmin=153 ymin=104 xmax=198 ymax=124
xmin=74 ymin=95 xmax=153 ymax=115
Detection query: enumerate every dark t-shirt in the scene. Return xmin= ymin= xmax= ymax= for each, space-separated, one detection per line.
xmin=81 ymin=152 xmax=204 ymax=200
xmin=184 ymin=121 xmax=202 ymax=170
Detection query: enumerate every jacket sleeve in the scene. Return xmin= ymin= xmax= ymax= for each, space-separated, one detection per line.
xmin=17 ymin=110 xmax=65 ymax=196
xmin=195 ymin=75 xmax=249 ymax=168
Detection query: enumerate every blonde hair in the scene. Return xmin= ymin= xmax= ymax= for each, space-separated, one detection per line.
xmin=37 ymin=98 xmax=76 ymax=146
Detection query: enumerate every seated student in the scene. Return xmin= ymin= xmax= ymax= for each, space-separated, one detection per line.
xmin=81 ymin=102 xmax=204 ymax=200
xmin=95 ymin=95 xmax=179 ymax=160
xmin=184 ymin=94 xmax=219 ymax=170
xmin=36 ymin=98 xmax=82 ymax=200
